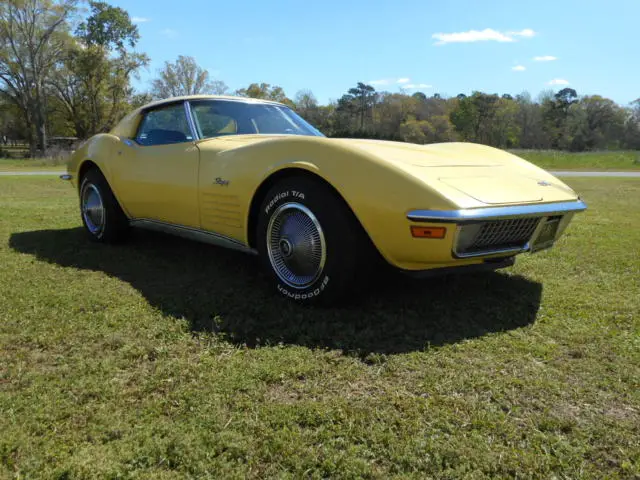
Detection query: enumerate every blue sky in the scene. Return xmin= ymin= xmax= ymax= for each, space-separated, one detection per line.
xmin=110 ymin=0 xmax=639 ymax=106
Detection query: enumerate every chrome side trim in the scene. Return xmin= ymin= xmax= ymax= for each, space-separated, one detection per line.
xmin=184 ymin=101 xmax=200 ymax=141
xmin=60 ymin=174 xmax=73 ymax=180
xmin=407 ymin=200 xmax=587 ymax=223
xmin=130 ymin=219 xmax=257 ymax=255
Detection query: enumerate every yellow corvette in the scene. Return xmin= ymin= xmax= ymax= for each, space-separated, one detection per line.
xmin=63 ymin=94 xmax=587 ymax=303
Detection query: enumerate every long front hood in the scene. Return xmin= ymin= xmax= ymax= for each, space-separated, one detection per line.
xmin=332 ymin=138 xmax=507 ymax=167
xmin=199 ymin=135 xmax=579 ymax=208
xmin=333 ymin=139 xmax=579 ymax=207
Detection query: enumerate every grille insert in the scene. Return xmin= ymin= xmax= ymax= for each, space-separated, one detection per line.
xmin=456 ymin=217 xmax=541 ymax=255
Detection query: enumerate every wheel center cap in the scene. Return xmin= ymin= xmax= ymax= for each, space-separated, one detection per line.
xmin=279 ymin=238 xmax=293 ymax=257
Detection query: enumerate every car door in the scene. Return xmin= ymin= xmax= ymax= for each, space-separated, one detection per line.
xmin=112 ymin=102 xmax=200 ymax=228
xmin=188 ymin=100 xmax=256 ymax=239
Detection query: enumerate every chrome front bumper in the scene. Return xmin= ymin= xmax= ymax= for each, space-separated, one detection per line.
xmin=407 ymin=200 xmax=587 ymax=259
xmin=407 ymin=200 xmax=587 ymax=223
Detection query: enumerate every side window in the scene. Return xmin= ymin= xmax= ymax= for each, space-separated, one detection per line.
xmin=253 ymin=106 xmax=298 ymax=134
xmin=190 ymin=101 xmax=246 ymax=138
xmin=136 ymin=103 xmax=193 ymax=146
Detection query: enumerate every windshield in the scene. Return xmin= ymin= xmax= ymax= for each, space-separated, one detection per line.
xmin=189 ymin=100 xmax=324 ymax=138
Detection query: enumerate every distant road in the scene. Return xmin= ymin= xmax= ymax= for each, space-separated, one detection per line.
xmin=549 ymin=171 xmax=640 ymax=178
xmin=0 ymin=171 xmax=64 ymax=176
xmin=1 ymin=170 xmax=639 ymax=178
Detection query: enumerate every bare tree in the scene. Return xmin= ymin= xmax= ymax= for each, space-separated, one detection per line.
xmin=151 ymin=55 xmax=227 ymax=99
xmin=294 ymin=89 xmax=318 ymax=112
xmin=0 ymin=0 xmax=77 ymax=156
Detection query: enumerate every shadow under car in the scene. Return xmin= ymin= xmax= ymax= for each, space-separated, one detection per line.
xmin=9 ymin=227 xmax=543 ymax=356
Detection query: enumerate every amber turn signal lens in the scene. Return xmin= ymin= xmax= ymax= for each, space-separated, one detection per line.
xmin=410 ymin=226 xmax=447 ymax=239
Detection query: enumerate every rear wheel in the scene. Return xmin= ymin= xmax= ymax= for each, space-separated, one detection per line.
xmin=257 ymin=175 xmax=375 ymax=304
xmin=79 ymin=167 xmax=129 ymax=243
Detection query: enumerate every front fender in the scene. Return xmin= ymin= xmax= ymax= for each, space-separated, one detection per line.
xmin=67 ymin=134 xmax=121 ymax=188
xmin=198 ymin=137 xmax=458 ymax=268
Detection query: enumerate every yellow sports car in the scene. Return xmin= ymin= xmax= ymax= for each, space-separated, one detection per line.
xmin=63 ymin=95 xmax=587 ymax=303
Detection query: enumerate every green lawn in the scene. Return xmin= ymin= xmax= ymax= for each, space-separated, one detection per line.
xmin=1 ymin=177 xmax=639 ymax=478
xmin=1 ymin=149 xmax=640 ymax=173
xmin=0 ymin=158 xmax=66 ymax=172
xmin=513 ymin=149 xmax=640 ymax=171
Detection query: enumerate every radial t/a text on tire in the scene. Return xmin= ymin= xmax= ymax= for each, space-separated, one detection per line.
xmin=256 ymin=175 xmax=374 ymax=304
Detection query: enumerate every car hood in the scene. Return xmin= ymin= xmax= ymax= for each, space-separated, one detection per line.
xmin=332 ymin=138 xmax=579 ymax=206
xmin=199 ymin=135 xmax=579 ymax=207
xmin=332 ymin=138 xmax=506 ymax=167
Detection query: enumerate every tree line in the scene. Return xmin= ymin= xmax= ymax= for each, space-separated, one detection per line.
xmin=1 ymin=0 xmax=639 ymax=157
xmin=314 ymin=84 xmax=640 ymax=151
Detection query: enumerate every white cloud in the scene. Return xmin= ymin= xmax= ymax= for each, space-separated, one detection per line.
xmin=131 ymin=16 xmax=150 ymax=23
xmin=509 ymin=28 xmax=535 ymax=38
xmin=401 ymin=83 xmax=433 ymax=90
xmin=367 ymin=78 xmax=430 ymax=89
xmin=369 ymin=79 xmax=391 ymax=86
xmin=432 ymin=28 xmax=536 ymax=45
xmin=160 ymin=28 xmax=178 ymax=39
xmin=512 ymin=65 xmax=526 ymax=71
xmin=533 ymin=55 xmax=558 ymax=62
xmin=433 ymin=29 xmax=511 ymax=45
xmin=369 ymin=77 xmax=411 ymax=86
xmin=547 ymin=78 xmax=569 ymax=85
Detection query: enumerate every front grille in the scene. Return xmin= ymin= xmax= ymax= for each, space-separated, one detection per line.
xmin=456 ymin=217 xmax=541 ymax=255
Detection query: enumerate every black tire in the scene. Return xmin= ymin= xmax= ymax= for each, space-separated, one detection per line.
xmin=256 ymin=175 xmax=375 ymax=304
xmin=79 ymin=167 xmax=130 ymax=243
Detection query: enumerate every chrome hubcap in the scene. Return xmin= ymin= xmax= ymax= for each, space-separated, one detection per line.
xmin=279 ymin=238 xmax=293 ymax=257
xmin=81 ymin=182 xmax=105 ymax=236
xmin=266 ymin=203 xmax=326 ymax=289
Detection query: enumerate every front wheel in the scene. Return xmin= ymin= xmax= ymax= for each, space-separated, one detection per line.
xmin=79 ymin=167 xmax=130 ymax=243
xmin=256 ymin=176 xmax=374 ymax=304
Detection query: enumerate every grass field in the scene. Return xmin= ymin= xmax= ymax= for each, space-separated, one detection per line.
xmin=513 ymin=150 xmax=640 ymax=171
xmin=0 ymin=158 xmax=66 ymax=172
xmin=1 ymin=149 xmax=639 ymax=173
xmin=1 ymin=177 xmax=639 ymax=478
xmin=0 ymin=142 xmax=68 ymax=171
